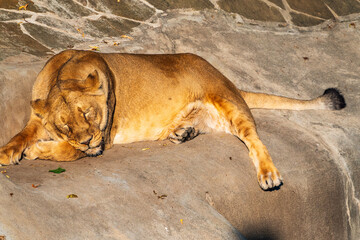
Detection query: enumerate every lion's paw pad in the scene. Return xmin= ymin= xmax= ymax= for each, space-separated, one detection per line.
xmin=169 ymin=127 xmax=198 ymax=144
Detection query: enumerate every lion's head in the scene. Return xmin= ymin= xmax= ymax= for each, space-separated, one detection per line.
xmin=31 ymin=53 xmax=115 ymax=156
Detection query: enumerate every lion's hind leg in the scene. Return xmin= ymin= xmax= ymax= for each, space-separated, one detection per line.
xmin=163 ymin=101 xmax=204 ymax=144
xmin=24 ymin=141 xmax=86 ymax=162
xmin=206 ymin=95 xmax=282 ymax=190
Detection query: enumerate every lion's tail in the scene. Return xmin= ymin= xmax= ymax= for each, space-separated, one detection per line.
xmin=239 ymin=88 xmax=346 ymax=110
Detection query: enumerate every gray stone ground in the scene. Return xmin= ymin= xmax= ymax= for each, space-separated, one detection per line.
xmin=0 ymin=1 xmax=360 ymax=240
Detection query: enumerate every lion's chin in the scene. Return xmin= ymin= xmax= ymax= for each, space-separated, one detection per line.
xmin=85 ymin=146 xmax=103 ymax=157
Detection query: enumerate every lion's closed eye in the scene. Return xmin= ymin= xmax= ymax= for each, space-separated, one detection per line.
xmin=61 ymin=124 xmax=71 ymax=135
xmin=78 ymin=107 xmax=94 ymax=120
xmin=84 ymin=111 xmax=92 ymax=120
xmin=56 ymin=115 xmax=71 ymax=134
xmin=53 ymin=122 xmax=71 ymax=137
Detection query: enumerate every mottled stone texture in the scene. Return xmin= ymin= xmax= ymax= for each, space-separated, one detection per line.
xmin=324 ymin=0 xmax=360 ymax=16
xmin=218 ymin=0 xmax=285 ymax=22
xmin=269 ymin=0 xmax=285 ymax=9
xmin=216 ymin=118 xmax=348 ymax=239
xmin=287 ymin=0 xmax=333 ymax=19
xmin=0 ymin=9 xmax=31 ymax=21
xmin=41 ymin=0 xmax=94 ymax=18
xmin=0 ymin=0 xmax=41 ymax=12
xmin=0 ymin=60 xmax=43 ymax=146
xmin=84 ymin=17 xmax=140 ymax=38
xmin=147 ymin=0 xmax=214 ymax=10
xmin=0 ymin=22 xmax=50 ymax=61
xmin=88 ymin=0 xmax=155 ymax=21
xmin=290 ymin=12 xmax=325 ymax=27
xmin=23 ymin=23 xmax=82 ymax=49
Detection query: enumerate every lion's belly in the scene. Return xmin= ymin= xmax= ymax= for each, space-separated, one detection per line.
xmin=112 ymin=101 xmax=232 ymax=144
xmin=112 ymin=111 xmax=174 ymax=144
xmin=113 ymin=125 xmax=167 ymax=144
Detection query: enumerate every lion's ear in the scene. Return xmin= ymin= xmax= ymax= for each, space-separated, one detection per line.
xmin=59 ymin=70 xmax=106 ymax=95
xmin=84 ymin=70 xmax=105 ymax=96
xmin=31 ymin=99 xmax=47 ymax=119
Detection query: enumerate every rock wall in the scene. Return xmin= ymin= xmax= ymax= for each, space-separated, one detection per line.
xmin=0 ymin=1 xmax=359 ymax=239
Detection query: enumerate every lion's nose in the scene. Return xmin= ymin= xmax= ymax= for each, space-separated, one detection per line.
xmin=80 ymin=136 xmax=93 ymax=146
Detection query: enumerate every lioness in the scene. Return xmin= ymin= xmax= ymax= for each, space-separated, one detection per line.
xmin=0 ymin=50 xmax=346 ymax=190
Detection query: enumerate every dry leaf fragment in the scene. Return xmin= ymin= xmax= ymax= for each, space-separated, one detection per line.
xmin=153 ymin=190 xmax=167 ymax=199
xmin=158 ymin=194 xmax=167 ymax=199
xmin=278 ymin=23 xmax=288 ymax=27
xmin=142 ymin=148 xmax=150 ymax=151
xmin=205 ymin=191 xmax=215 ymax=207
xmin=303 ymin=57 xmax=309 ymax=61
xmin=89 ymin=46 xmax=99 ymax=51
xmin=67 ymin=194 xmax=78 ymax=199
xmin=121 ymin=35 xmax=133 ymax=40
xmin=349 ymin=23 xmax=356 ymax=28
xmin=76 ymin=28 xmax=85 ymax=37
xmin=19 ymin=4 xmax=28 ymax=10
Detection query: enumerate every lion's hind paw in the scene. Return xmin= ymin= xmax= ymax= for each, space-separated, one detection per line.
xmin=169 ymin=127 xmax=199 ymax=144
xmin=258 ymin=169 xmax=283 ymax=191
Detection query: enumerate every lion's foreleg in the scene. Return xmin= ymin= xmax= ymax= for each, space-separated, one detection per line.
xmin=24 ymin=140 xmax=86 ymax=162
xmin=0 ymin=117 xmax=46 ymax=165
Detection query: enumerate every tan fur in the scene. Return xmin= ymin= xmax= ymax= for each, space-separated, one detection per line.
xmin=0 ymin=50 xmax=345 ymax=190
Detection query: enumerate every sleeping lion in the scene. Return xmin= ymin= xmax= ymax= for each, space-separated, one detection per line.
xmin=0 ymin=50 xmax=346 ymax=190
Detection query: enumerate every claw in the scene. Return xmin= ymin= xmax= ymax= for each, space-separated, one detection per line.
xmin=258 ymin=170 xmax=283 ymax=190
xmin=0 ymin=146 xmax=23 ymax=166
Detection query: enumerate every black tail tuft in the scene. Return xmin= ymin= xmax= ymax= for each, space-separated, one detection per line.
xmin=322 ymin=88 xmax=346 ymax=110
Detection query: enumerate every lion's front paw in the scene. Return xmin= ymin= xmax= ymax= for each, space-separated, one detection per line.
xmin=23 ymin=143 xmax=41 ymax=160
xmin=25 ymin=140 xmax=86 ymax=161
xmin=257 ymin=164 xmax=283 ymax=190
xmin=85 ymin=146 xmax=103 ymax=157
xmin=0 ymin=146 xmax=23 ymax=165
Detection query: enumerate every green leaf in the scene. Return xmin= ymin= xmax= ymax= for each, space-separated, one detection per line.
xmin=49 ymin=167 xmax=66 ymax=174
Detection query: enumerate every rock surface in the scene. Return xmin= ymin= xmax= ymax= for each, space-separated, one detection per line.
xmin=0 ymin=1 xmax=360 ymax=240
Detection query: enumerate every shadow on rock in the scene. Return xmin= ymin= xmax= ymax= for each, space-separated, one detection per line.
xmin=242 ymin=226 xmax=278 ymax=240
